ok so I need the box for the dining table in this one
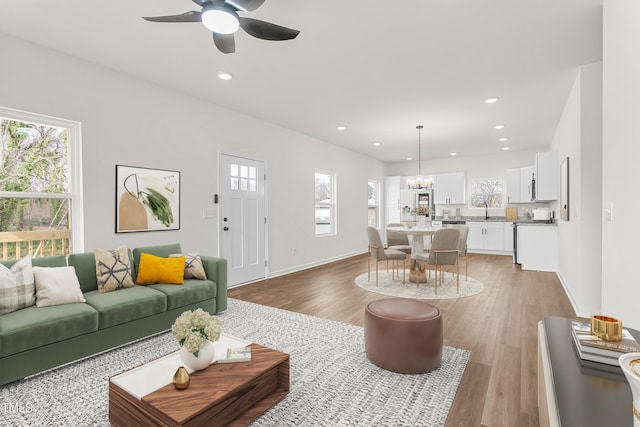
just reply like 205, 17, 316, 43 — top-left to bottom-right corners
386, 225, 443, 283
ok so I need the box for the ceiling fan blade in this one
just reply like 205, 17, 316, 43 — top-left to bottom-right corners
213, 32, 236, 54
239, 17, 300, 41
227, 0, 266, 12
143, 11, 202, 23
191, 0, 205, 6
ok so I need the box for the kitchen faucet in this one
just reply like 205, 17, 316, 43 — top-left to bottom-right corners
485, 202, 489, 220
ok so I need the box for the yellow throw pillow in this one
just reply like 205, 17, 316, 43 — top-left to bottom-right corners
136, 253, 185, 285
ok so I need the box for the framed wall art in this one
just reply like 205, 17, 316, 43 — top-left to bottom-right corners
560, 157, 569, 221
115, 165, 180, 233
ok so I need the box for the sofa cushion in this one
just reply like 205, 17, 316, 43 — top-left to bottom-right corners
169, 253, 207, 280
135, 253, 184, 285
94, 246, 135, 293
148, 279, 217, 310
83, 286, 167, 329
0, 303, 98, 357
0, 255, 35, 315
33, 266, 86, 308
132, 244, 182, 280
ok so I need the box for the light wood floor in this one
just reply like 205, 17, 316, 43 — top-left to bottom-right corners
229, 253, 575, 427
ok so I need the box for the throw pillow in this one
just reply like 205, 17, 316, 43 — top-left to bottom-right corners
136, 253, 185, 285
33, 266, 86, 308
169, 253, 206, 280
0, 255, 36, 315
94, 246, 135, 293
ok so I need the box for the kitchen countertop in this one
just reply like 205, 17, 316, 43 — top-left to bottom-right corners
436, 216, 556, 225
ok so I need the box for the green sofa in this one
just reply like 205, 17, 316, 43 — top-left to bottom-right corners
0, 243, 227, 385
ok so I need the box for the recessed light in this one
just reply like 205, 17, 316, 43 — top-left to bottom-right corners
406, 157, 413, 161
450, 152, 457, 156
217, 72, 233, 80
484, 97, 499, 104
372, 142, 381, 147
502, 146, 510, 151
499, 137, 509, 142
494, 124, 505, 130
336, 125, 347, 131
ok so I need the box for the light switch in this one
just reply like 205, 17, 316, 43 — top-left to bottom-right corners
604, 202, 613, 222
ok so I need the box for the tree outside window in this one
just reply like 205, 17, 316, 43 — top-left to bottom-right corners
0, 108, 82, 260
470, 178, 503, 208
315, 171, 335, 236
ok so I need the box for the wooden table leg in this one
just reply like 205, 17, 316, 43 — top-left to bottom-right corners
409, 259, 427, 283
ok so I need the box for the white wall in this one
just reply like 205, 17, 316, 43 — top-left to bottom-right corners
0, 33, 387, 278
602, 0, 640, 329
551, 63, 603, 317
387, 149, 549, 218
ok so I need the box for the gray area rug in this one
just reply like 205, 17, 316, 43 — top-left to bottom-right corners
0, 299, 470, 426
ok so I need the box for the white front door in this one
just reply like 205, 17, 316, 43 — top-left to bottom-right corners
219, 154, 266, 287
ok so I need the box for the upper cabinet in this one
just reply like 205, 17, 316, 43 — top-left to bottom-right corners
534, 152, 558, 201
506, 166, 534, 204
434, 172, 465, 205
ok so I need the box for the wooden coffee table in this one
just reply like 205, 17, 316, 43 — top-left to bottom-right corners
109, 342, 290, 426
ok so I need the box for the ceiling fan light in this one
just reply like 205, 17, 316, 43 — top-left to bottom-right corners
201, 5, 240, 34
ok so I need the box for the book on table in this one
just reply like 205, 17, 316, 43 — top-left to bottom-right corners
217, 346, 252, 363
570, 320, 640, 366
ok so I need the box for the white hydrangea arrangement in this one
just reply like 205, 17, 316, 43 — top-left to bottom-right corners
171, 308, 222, 356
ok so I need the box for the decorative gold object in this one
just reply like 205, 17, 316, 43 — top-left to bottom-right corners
590, 315, 623, 342
173, 366, 190, 390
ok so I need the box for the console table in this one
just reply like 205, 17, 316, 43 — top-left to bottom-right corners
538, 317, 636, 427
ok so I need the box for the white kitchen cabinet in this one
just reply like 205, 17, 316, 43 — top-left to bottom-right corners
467, 222, 505, 252
520, 166, 535, 203
506, 166, 534, 203
534, 152, 558, 201
434, 172, 465, 205
517, 224, 557, 271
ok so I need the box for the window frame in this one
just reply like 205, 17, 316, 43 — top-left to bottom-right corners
367, 179, 380, 228
469, 177, 504, 209
0, 106, 84, 253
314, 170, 336, 236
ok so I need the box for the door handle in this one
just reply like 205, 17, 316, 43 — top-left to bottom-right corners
223, 226, 229, 231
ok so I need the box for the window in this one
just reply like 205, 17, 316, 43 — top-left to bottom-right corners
0, 107, 83, 260
315, 171, 335, 236
230, 163, 257, 192
368, 180, 379, 227
469, 178, 503, 208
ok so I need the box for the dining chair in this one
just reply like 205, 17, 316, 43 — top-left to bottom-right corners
416, 228, 460, 295
386, 223, 411, 255
449, 224, 469, 280
367, 227, 406, 286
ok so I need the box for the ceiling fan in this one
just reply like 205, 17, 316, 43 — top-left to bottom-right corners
143, 0, 300, 54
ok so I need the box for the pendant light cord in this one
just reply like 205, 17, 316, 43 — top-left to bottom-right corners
417, 125, 423, 177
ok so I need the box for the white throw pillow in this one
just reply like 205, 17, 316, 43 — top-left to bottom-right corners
0, 255, 36, 315
33, 266, 86, 308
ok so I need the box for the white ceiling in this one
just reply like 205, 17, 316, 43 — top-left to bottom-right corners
0, 0, 603, 163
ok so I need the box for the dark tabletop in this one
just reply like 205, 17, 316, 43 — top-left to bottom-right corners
543, 317, 636, 427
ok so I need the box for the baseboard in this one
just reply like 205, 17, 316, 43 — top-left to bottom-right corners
555, 270, 580, 316
268, 249, 367, 279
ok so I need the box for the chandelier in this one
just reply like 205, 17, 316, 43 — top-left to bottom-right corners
406, 125, 433, 189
